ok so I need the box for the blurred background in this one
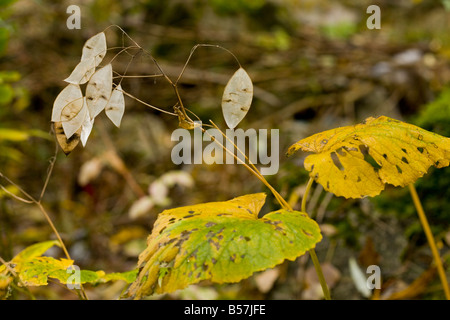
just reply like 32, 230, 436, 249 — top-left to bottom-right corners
1, 0, 450, 299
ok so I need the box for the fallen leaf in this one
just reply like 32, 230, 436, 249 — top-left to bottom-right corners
254, 267, 280, 293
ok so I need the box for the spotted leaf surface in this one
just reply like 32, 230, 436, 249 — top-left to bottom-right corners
86, 64, 113, 119
0, 240, 138, 289
222, 68, 253, 129
127, 193, 321, 299
105, 84, 125, 127
80, 32, 107, 67
54, 121, 81, 155
287, 116, 450, 199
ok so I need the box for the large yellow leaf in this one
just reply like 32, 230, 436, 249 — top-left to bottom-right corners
126, 193, 321, 299
287, 116, 450, 199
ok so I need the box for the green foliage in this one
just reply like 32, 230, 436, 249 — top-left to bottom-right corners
0, 240, 137, 298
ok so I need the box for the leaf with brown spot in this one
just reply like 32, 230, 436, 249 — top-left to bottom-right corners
126, 193, 321, 299
287, 116, 450, 198
80, 32, 107, 67
222, 68, 253, 129
54, 121, 81, 155
105, 84, 125, 127
86, 64, 113, 119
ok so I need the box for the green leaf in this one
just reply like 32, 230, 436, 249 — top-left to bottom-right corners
127, 193, 322, 299
102, 269, 138, 284
11, 240, 60, 263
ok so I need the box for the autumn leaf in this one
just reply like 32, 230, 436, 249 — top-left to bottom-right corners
126, 193, 321, 299
0, 241, 137, 291
54, 121, 81, 155
287, 116, 450, 199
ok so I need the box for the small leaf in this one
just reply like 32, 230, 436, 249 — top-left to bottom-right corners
54, 121, 81, 155
86, 64, 113, 119
62, 97, 88, 139
51, 84, 83, 122
222, 68, 253, 129
81, 32, 107, 67
287, 116, 450, 199
17, 257, 73, 286
105, 84, 125, 127
64, 57, 96, 85
127, 193, 321, 299
11, 240, 60, 264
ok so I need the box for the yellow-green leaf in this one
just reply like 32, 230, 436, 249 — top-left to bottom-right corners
287, 116, 450, 198
17, 256, 73, 286
126, 193, 321, 299
11, 240, 60, 264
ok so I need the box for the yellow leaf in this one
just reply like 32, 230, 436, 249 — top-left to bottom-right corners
287, 116, 450, 198
127, 193, 321, 298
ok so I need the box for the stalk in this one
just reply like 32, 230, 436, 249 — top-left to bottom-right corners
408, 184, 450, 300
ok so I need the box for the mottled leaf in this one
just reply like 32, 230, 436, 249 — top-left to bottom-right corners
86, 64, 113, 119
287, 116, 450, 198
16, 256, 73, 286
0, 241, 138, 290
54, 121, 81, 155
51, 84, 83, 122
127, 193, 321, 299
222, 68, 253, 129
105, 84, 125, 127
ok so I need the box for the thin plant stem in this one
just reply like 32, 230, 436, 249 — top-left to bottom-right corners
408, 183, 450, 300
205, 123, 331, 300
308, 248, 331, 300
302, 177, 314, 213
301, 176, 331, 300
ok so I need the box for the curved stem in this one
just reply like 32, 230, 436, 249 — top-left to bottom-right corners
408, 184, 450, 300
302, 177, 314, 213
205, 124, 330, 300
